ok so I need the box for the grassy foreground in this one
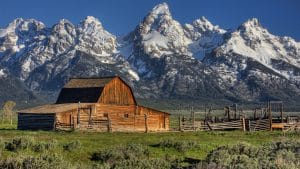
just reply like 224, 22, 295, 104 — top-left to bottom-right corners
0, 121, 299, 168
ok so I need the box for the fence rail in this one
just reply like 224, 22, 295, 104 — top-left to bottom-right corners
180, 119, 245, 131
249, 119, 270, 131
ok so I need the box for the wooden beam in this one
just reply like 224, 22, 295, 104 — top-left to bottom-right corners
280, 103, 283, 123
108, 116, 112, 132
144, 114, 148, 133
192, 111, 195, 130
179, 116, 182, 131
268, 101, 272, 131
242, 118, 246, 131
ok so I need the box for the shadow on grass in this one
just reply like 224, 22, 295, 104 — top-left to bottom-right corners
183, 157, 201, 164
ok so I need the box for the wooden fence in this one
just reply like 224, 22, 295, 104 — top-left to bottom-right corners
179, 117, 246, 131
248, 119, 270, 131
56, 118, 110, 131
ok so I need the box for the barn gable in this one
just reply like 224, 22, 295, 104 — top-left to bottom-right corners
56, 76, 136, 105
98, 77, 136, 105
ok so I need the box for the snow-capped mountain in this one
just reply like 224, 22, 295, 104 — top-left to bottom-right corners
0, 16, 140, 99
183, 16, 226, 59
203, 18, 300, 101
1, 3, 300, 104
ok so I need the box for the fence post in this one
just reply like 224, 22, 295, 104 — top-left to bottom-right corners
242, 118, 246, 131
192, 111, 195, 130
249, 120, 251, 132
179, 116, 182, 131
144, 114, 148, 133
280, 103, 283, 123
234, 103, 237, 120
108, 116, 112, 133
268, 101, 272, 131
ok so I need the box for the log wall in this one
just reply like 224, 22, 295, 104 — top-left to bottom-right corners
20, 104, 169, 132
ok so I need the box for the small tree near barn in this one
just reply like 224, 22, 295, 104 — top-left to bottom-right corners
2, 101, 16, 125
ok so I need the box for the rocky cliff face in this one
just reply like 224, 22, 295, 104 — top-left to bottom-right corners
0, 3, 300, 104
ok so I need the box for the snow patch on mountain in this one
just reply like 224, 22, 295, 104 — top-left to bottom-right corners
0, 69, 6, 77
137, 3, 192, 58
77, 16, 117, 56
218, 18, 300, 80
184, 16, 226, 59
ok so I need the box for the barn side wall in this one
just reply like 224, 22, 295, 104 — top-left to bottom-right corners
18, 113, 55, 130
23, 104, 170, 132
98, 78, 136, 105
95, 104, 169, 132
137, 106, 170, 131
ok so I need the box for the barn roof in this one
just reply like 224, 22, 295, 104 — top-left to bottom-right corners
56, 76, 116, 104
18, 103, 94, 114
63, 77, 115, 88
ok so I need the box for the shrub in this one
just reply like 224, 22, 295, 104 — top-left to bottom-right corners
90, 144, 174, 169
90, 144, 185, 169
91, 144, 149, 163
203, 141, 300, 169
4, 136, 34, 152
113, 158, 171, 169
32, 141, 56, 153
63, 140, 81, 152
158, 139, 198, 152
0, 153, 71, 169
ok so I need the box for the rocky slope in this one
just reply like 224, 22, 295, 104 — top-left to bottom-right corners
0, 3, 300, 105
203, 18, 300, 101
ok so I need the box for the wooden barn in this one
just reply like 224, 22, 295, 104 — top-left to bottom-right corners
18, 76, 170, 132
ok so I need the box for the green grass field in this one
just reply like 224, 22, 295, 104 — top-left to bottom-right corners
0, 121, 299, 168
0, 109, 299, 168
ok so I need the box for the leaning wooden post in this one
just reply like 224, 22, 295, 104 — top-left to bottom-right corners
280, 102, 283, 123
234, 104, 237, 120
192, 111, 195, 130
204, 105, 207, 120
249, 119, 251, 132
179, 116, 182, 131
268, 101, 272, 131
144, 114, 148, 133
242, 117, 246, 131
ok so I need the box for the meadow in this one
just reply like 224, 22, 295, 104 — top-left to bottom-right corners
0, 107, 299, 168
0, 120, 299, 168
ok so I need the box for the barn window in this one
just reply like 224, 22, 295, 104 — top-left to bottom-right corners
103, 113, 108, 118
124, 114, 129, 118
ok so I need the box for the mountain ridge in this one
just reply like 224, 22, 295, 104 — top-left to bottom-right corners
1, 3, 300, 106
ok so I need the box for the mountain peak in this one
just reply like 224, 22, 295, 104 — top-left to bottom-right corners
191, 16, 225, 33
139, 2, 177, 35
240, 18, 263, 29
81, 16, 102, 26
0, 18, 45, 37
53, 19, 75, 32
150, 2, 170, 16
57, 19, 73, 25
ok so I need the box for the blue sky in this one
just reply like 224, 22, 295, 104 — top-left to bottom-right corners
1, 0, 300, 40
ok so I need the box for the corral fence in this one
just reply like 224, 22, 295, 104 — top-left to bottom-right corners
177, 101, 300, 132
